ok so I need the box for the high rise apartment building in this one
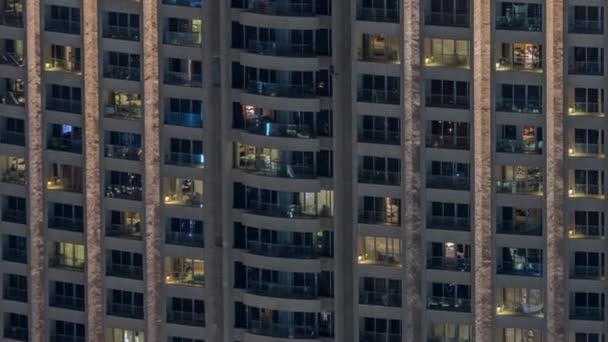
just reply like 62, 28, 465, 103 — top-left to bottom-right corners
0, 0, 605, 341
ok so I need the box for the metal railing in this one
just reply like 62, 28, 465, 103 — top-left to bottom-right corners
104, 104, 142, 120
162, 0, 202, 7
246, 240, 316, 258
359, 290, 401, 307
569, 61, 603, 75
358, 170, 400, 185
103, 65, 140, 81
246, 200, 324, 218
0, 131, 25, 146
247, 80, 316, 98
247, 40, 315, 57
356, 7, 399, 23
0, 12, 23, 28
570, 265, 603, 279
496, 97, 542, 113
164, 31, 202, 47
358, 129, 400, 145
497, 260, 543, 276
496, 220, 542, 236
247, 280, 316, 299
164, 190, 204, 207
427, 256, 471, 272
569, 20, 603, 34
571, 224, 604, 238
49, 255, 85, 271
46, 97, 82, 114
49, 294, 85, 311
107, 302, 144, 319
426, 175, 470, 191
358, 210, 400, 225
0, 168, 25, 185
572, 143, 600, 155
3, 286, 27, 302
165, 112, 203, 128
425, 94, 469, 109
359, 332, 402, 342
2, 209, 26, 224
106, 224, 142, 240
166, 311, 206, 326
0, 91, 25, 106
47, 137, 82, 153
496, 180, 543, 195
357, 88, 400, 105
44, 58, 81, 73
103, 25, 140, 41
105, 184, 143, 201
165, 230, 204, 247
496, 15, 542, 31
496, 139, 542, 154
427, 296, 471, 312
425, 12, 469, 27
424, 54, 470, 67
496, 56, 543, 72
45, 19, 80, 34
572, 102, 601, 115
427, 216, 470, 231
238, 159, 316, 179
106, 263, 143, 280
0, 51, 24, 67
426, 135, 469, 150
570, 306, 604, 321
164, 71, 202, 87
48, 216, 84, 232
248, 1, 315, 17
248, 319, 318, 338
105, 144, 142, 161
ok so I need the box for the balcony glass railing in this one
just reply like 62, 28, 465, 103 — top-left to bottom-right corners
497, 221, 542, 236
164, 71, 202, 87
426, 135, 469, 150
48, 216, 84, 232
105, 184, 143, 201
245, 119, 314, 138
3, 286, 27, 302
496, 180, 543, 195
103, 25, 140, 41
427, 296, 471, 312
571, 102, 602, 116
162, 0, 202, 7
44, 58, 81, 73
103, 65, 140, 81
2, 208, 26, 224
49, 255, 85, 271
248, 80, 316, 98
496, 16, 541, 31
49, 334, 85, 342
358, 252, 401, 266
165, 152, 205, 168
0, 12, 23, 28
425, 94, 469, 109
248, 320, 318, 339
248, 40, 315, 57
498, 261, 542, 276
358, 170, 400, 185
569, 20, 603, 34
105, 145, 142, 161
0, 51, 24, 67
247, 280, 317, 299
359, 332, 401, 342
165, 230, 204, 247
166, 311, 205, 326
164, 190, 204, 208
248, 0, 315, 17
165, 112, 203, 128
359, 291, 401, 307
358, 129, 400, 145
164, 31, 202, 47
427, 216, 470, 231
3, 248, 27, 263
107, 303, 144, 319
571, 184, 602, 197
0, 131, 25, 146
427, 256, 471, 272
496, 98, 542, 113
570, 265, 603, 279
246, 200, 327, 219
246, 240, 316, 259
569, 61, 603, 75
357, 7, 399, 23
426, 175, 470, 191
496, 139, 542, 154
0, 168, 25, 185
49, 294, 84, 311
357, 88, 400, 105
358, 210, 400, 225
47, 176, 83, 193
106, 224, 142, 240
3, 327, 27, 341
46, 98, 81, 114
425, 12, 469, 27
47, 137, 82, 153
570, 224, 604, 239
570, 306, 604, 321
238, 159, 316, 179
166, 273, 205, 287
424, 54, 469, 68
104, 103, 142, 120
0, 91, 25, 106
106, 263, 143, 280
46, 19, 80, 34
571, 143, 601, 156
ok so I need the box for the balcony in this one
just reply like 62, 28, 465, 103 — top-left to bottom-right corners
165, 230, 204, 248
50, 335, 85, 342
498, 261, 542, 277
3, 286, 27, 302
106, 224, 142, 240
44, 58, 81, 74
238, 159, 316, 179
164, 189, 204, 208
47, 176, 82, 193
246, 241, 317, 259
247, 200, 328, 219
496, 180, 543, 195
424, 54, 469, 68
357, 88, 400, 105
427, 256, 470, 272
162, 0, 202, 7
497, 301, 544, 317
426, 175, 470, 191
497, 221, 542, 236
0, 131, 25, 146
245, 119, 314, 139
358, 170, 400, 186
165, 153, 205, 168
569, 61, 603, 75
427, 216, 470, 231
103, 25, 140, 41
570, 307, 604, 321
247, 80, 316, 99
0, 51, 24, 67
496, 98, 542, 114
48, 216, 83, 232
569, 225, 604, 239
358, 129, 400, 145
0, 168, 25, 186
570, 184, 603, 198
3, 248, 26, 263
3, 327, 27, 341
356, 7, 399, 23
496, 57, 542, 73
0, 91, 25, 106
570, 265, 604, 280
164, 31, 201, 47
569, 143, 602, 157
45, 19, 80, 34
427, 296, 471, 312
247, 280, 317, 299
496, 139, 542, 154
105, 145, 142, 161
164, 71, 202, 88
107, 303, 144, 319
248, 40, 315, 58
359, 291, 401, 307
248, 0, 315, 17
425, 94, 469, 109
496, 16, 541, 31
167, 311, 205, 327
49, 255, 85, 271
569, 20, 603, 34
358, 210, 400, 226
360, 332, 401, 342
165, 112, 203, 128
0, 12, 23, 28
104, 103, 142, 120
48, 137, 82, 153
106, 263, 143, 280
49, 294, 84, 311
426, 135, 469, 150
105, 184, 143, 201
248, 320, 318, 339
425, 12, 468, 27
358, 252, 401, 267
46, 98, 81, 114
570, 102, 602, 116
2, 209, 26, 224
103, 65, 140, 81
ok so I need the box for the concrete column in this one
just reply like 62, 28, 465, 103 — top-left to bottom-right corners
545, 0, 567, 340
25, 0, 45, 341
472, 0, 493, 339
82, 0, 103, 340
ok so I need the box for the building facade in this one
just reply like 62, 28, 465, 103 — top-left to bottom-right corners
0, 0, 605, 341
